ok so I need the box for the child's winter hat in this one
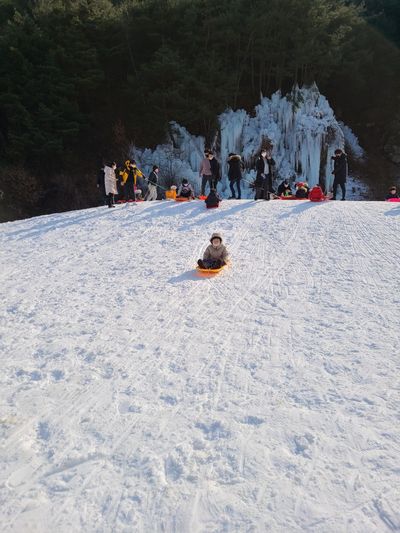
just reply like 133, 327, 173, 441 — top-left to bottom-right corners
210, 232, 222, 243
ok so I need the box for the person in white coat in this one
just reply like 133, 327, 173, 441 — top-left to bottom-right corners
104, 162, 118, 208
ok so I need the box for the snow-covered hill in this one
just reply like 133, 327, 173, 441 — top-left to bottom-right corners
1, 200, 399, 532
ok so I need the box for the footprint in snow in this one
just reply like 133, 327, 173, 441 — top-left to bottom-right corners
160, 395, 178, 406
242, 416, 264, 426
195, 421, 230, 441
51, 369, 65, 381
292, 433, 315, 458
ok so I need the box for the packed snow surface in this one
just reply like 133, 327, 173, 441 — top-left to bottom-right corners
1, 200, 399, 532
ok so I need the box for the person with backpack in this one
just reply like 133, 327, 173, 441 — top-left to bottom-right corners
103, 162, 118, 208
177, 178, 195, 199
145, 165, 159, 201
199, 150, 212, 196
331, 149, 347, 201
227, 153, 244, 199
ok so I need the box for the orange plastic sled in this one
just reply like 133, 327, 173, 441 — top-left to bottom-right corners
175, 196, 193, 202
196, 262, 229, 275
196, 266, 225, 274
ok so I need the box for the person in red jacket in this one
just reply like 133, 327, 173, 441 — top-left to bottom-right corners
309, 184, 325, 201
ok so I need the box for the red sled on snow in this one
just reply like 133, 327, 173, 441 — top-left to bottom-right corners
175, 196, 194, 202
386, 198, 400, 202
309, 186, 327, 202
277, 195, 307, 200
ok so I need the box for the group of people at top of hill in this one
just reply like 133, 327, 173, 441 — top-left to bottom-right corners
198, 147, 350, 201
98, 159, 160, 208
99, 148, 397, 207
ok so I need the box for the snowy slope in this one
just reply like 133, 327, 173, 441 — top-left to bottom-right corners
0, 200, 399, 533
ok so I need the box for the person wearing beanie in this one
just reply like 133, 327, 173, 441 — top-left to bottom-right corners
177, 178, 195, 199
197, 232, 229, 270
145, 165, 159, 201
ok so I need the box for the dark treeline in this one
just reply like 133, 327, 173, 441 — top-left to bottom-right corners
0, 0, 399, 220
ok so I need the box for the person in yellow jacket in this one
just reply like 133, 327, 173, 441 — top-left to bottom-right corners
120, 160, 144, 202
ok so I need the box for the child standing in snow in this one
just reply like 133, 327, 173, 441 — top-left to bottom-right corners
197, 233, 229, 269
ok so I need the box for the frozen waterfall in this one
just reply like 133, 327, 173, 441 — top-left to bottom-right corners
131, 85, 363, 196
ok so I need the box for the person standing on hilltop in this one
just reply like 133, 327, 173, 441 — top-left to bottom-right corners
103, 162, 118, 208
255, 149, 276, 200
331, 149, 347, 201
199, 150, 212, 196
208, 152, 221, 191
145, 165, 159, 201
227, 153, 244, 199
96, 163, 106, 205
120, 160, 145, 202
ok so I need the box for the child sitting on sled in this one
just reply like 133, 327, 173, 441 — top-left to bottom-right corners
295, 182, 309, 199
197, 232, 229, 269
205, 188, 221, 208
386, 186, 399, 200
177, 178, 195, 199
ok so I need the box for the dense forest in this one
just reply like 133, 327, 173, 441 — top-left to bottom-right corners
0, 0, 399, 220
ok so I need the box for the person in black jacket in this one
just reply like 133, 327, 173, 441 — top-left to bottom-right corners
255, 149, 276, 200
277, 179, 292, 197
96, 164, 107, 205
227, 153, 244, 199
208, 152, 220, 190
145, 165, 159, 201
385, 186, 399, 200
331, 149, 347, 200
205, 188, 221, 208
